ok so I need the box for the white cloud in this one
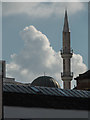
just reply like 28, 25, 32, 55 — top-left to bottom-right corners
6, 25, 87, 88
2, 2, 85, 18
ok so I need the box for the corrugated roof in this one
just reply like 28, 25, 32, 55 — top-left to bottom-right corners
3, 84, 89, 98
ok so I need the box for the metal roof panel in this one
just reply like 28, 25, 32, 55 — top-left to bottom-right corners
3, 84, 89, 98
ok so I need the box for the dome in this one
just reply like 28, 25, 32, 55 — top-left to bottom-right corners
31, 76, 60, 88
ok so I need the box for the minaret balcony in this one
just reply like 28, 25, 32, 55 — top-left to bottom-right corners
61, 72, 73, 81
60, 48, 73, 54
61, 72, 73, 77
60, 49, 73, 58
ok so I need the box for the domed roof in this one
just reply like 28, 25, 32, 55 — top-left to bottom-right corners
31, 76, 60, 88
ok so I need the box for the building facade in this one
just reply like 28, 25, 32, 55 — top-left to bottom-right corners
74, 70, 90, 90
0, 60, 89, 119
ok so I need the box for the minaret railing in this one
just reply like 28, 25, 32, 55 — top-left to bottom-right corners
60, 48, 73, 54
61, 72, 73, 77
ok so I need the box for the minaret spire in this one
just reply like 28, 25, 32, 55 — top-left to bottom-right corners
61, 10, 73, 89
63, 10, 69, 32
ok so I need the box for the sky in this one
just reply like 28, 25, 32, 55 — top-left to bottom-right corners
1, 2, 89, 88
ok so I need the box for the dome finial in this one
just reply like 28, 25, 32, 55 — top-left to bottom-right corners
44, 72, 46, 76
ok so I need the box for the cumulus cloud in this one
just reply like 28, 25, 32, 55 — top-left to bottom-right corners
2, 2, 85, 18
6, 25, 87, 88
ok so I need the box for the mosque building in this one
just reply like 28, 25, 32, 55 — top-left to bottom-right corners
27, 10, 73, 90
0, 10, 89, 119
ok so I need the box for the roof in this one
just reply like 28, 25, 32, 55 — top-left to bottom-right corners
75, 70, 90, 80
31, 76, 60, 88
3, 84, 88, 98
3, 84, 89, 110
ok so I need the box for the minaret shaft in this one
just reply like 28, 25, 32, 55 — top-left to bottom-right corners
63, 32, 70, 53
61, 10, 73, 89
63, 59, 71, 73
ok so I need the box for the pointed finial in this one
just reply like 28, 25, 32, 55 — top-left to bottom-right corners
65, 6, 68, 19
65, 6, 67, 12
65, 9, 67, 17
63, 9, 69, 32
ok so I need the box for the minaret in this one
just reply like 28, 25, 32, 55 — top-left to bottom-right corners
61, 10, 73, 89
